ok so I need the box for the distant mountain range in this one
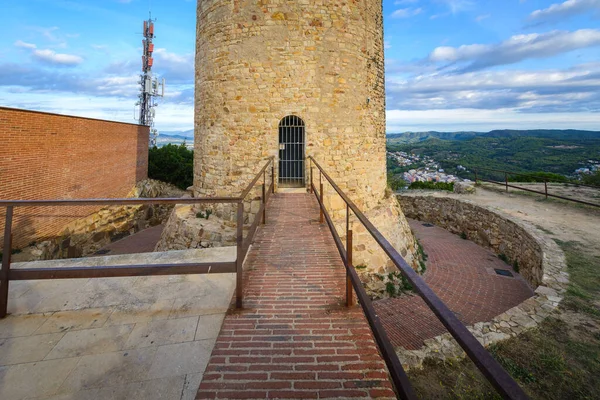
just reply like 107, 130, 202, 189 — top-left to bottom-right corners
155, 131, 194, 148
387, 129, 600, 144
160, 130, 194, 138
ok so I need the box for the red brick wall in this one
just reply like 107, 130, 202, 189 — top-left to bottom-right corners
0, 107, 149, 250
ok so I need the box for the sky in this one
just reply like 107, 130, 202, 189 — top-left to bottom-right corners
1, 0, 599, 133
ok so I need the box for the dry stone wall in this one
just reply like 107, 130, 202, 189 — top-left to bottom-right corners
395, 193, 569, 369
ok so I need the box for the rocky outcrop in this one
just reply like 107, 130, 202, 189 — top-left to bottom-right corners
155, 205, 237, 251
13, 180, 184, 262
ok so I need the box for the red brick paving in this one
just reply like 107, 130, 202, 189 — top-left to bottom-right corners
374, 219, 534, 350
196, 193, 396, 400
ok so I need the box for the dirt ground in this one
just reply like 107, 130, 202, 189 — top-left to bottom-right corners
421, 183, 600, 257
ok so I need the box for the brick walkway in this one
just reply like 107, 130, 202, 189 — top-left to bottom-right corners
374, 219, 534, 350
196, 193, 396, 399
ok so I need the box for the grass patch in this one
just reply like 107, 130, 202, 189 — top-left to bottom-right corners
196, 209, 213, 219
409, 181, 455, 191
407, 240, 600, 399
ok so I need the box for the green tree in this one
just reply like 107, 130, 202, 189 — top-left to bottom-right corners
582, 171, 600, 186
148, 143, 193, 190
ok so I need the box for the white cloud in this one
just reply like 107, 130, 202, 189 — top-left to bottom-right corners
529, 0, 600, 24
14, 40, 36, 49
386, 62, 600, 116
386, 108, 600, 132
391, 8, 423, 18
436, 0, 474, 14
14, 40, 84, 66
32, 49, 83, 66
428, 29, 600, 71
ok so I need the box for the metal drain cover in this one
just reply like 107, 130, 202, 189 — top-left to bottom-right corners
494, 269, 514, 277
422, 223, 434, 227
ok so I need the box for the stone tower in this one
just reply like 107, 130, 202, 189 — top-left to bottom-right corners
189, 0, 419, 276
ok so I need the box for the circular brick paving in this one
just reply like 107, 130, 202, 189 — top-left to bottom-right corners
373, 219, 534, 350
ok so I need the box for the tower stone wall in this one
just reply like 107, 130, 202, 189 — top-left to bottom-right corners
195, 0, 387, 209
175, 0, 421, 280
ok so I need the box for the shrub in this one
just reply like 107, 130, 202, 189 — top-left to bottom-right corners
582, 171, 600, 186
148, 143, 193, 190
409, 181, 454, 191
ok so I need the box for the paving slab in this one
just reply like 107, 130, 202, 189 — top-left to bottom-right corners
0, 248, 237, 400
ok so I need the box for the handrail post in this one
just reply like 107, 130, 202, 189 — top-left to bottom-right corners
235, 201, 244, 308
505, 172, 508, 192
271, 158, 275, 194
544, 180, 548, 199
1, 206, 14, 318
319, 184, 324, 225
310, 159, 313, 194
262, 181, 266, 225
346, 204, 354, 307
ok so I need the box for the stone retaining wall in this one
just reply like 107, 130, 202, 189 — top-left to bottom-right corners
12, 180, 183, 261
395, 193, 569, 369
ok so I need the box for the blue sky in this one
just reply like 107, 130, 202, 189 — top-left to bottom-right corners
1, 0, 599, 132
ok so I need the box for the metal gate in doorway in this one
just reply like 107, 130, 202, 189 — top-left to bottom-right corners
278, 116, 305, 187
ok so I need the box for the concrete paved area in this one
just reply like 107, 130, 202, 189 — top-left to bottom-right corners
374, 219, 534, 350
196, 194, 396, 399
0, 248, 236, 400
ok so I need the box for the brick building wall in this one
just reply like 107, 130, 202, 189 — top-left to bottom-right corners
0, 107, 149, 250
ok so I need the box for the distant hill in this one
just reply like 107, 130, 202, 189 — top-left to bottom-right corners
387, 129, 600, 178
387, 129, 600, 144
159, 129, 194, 139
155, 132, 194, 149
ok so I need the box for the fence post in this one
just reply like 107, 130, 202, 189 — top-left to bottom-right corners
346, 204, 354, 307
235, 202, 244, 309
544, 180, 548, 199
0, 206, 14, 318
474, 170, 478, 184
505, 172, 508, 192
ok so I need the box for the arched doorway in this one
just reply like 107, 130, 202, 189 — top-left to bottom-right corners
278, 115, 305, 187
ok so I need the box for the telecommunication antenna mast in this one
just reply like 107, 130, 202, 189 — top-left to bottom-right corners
137, 16, 165, 146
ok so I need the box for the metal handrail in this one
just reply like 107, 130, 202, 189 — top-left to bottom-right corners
0, 157, 275, 317
472, 166, 600, 189
471, 166, 600, 208
308, 156, 528, 400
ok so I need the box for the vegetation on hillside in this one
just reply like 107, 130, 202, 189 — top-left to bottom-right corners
408, 181, 454, 191
582, 171, 600, 186
148, 143, 193, 190
388, 135, 600, 181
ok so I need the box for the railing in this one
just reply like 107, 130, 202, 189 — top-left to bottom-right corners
0, 157, 275, 317
308, 157, 528, 400
472, 166, 600, 208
